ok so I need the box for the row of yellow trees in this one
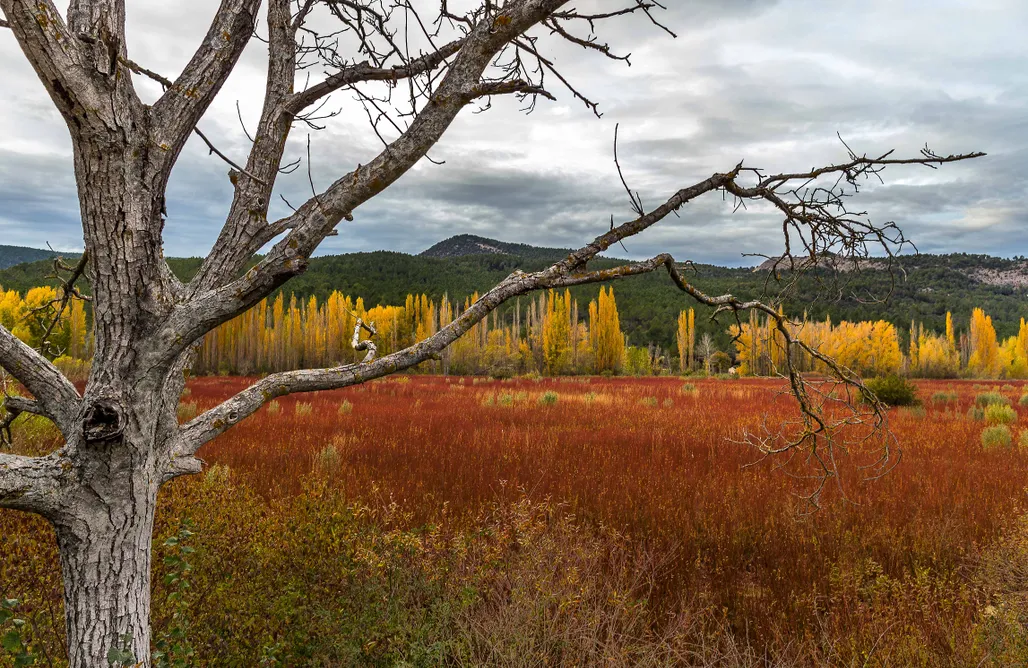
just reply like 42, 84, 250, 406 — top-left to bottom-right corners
0, 286, 90, 360
712, 307, 1028, 378
191, 286, 636, 376
6, 279, 1027, 380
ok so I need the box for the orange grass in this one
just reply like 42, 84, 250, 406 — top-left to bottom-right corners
4, 376, 1028, 664
191, 377, 1028, 642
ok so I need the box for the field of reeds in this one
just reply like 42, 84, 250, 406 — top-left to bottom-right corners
4, 376, 1028, 666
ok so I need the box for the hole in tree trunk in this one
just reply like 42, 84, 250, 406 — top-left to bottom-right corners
82, 401, 124, 442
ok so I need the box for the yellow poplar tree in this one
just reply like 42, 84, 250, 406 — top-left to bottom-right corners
542, 289, 572, 375
676, 308, 695, 373
968, 307, 1000, 377
591, 286, 624, 374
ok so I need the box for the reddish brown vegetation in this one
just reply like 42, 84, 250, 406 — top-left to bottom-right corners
5, 376, 1028, 664
193, 377, 1028, 645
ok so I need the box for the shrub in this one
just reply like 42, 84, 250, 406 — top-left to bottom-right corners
982, 425, 1013, 451
295, 402, 313, 417
680, 382, 698, 396
968, 406, 985, 421
538, 391, 558, 406
639, 397, 658, 408
1019, 393, 1028, 407
985, 403, 1017, 425
267, 400, 280, 415
976, 392, 1011, 408
338, 400, 353, 415
863, 375, 919, 407
931, 391, 959, 404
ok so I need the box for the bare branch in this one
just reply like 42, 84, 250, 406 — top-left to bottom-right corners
0, 325, 80, 431
30, 251, 90, 359
150, 0, 261, 162
285, 37, 466, 115
0, 451, 68, 515
187, 0, 309, 294
0, 0, 120, 120
351, 317, 377, 363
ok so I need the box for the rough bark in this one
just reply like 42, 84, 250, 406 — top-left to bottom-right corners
53, 464, 158, 668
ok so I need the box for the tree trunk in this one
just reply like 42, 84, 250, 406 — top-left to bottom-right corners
51, 427, 162, 668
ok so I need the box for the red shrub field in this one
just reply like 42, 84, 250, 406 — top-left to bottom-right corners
4, 376, 1028, 665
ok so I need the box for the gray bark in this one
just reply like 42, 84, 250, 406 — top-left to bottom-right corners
0, 0, 983, 665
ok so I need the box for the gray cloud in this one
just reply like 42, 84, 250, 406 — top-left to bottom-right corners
1, 1, 1024, 268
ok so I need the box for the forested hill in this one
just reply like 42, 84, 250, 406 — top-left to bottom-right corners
420, 234, 571, 262
0, 244, 57, 270
2, 236, 1028, 350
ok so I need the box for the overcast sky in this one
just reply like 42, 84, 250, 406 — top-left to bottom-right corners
0, 1, 1023, 266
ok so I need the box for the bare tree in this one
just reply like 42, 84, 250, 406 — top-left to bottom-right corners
0, 1, 983, 665
697, 332, 717, 374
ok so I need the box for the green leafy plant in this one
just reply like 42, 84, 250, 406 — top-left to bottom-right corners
0, 598, 37, 667
538, 391, 558, 406
153, 519, 197, 668
107, 633, 136, 667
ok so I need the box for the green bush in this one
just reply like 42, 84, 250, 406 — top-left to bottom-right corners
976, 392, 1011, 408
982, 425, 1013, 451
985, 403, 1018, 425
968, 406, 985, 421
538, 391, 559, 406
1019, 394, 1028, 407
863, 375, 919, 407
931, 391, 959, 404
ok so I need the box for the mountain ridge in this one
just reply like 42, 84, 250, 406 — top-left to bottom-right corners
420, 234, 575, 262
0, 244, 59, 270
3, 236, 1028, 349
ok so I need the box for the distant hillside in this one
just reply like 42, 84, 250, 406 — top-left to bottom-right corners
421, 234, 570, 262
3, 238, 1028, 352
0, 244, 58, 270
